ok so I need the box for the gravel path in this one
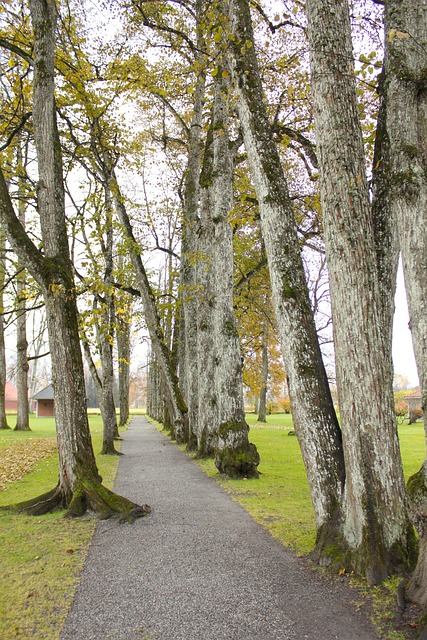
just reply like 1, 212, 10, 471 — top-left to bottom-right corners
61, 416, 378, 640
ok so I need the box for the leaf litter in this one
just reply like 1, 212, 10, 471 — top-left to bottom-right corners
0, 438, 57, 490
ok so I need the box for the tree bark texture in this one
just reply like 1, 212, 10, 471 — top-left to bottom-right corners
305, 0, 415, 583
380, 0, 427, 605
227, 0, 345, 534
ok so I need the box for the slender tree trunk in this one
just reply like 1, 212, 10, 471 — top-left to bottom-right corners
0, 230, 9, 430
15, 142, 30, 431
179, 14, 206, 449
379, 0, 427, 605
117, 308, 130, 427
227, 0, 345, 542
98, 193, 119, 454
0, 0, 149, 519
257, 321, 268, 423
305, 0, 415, 583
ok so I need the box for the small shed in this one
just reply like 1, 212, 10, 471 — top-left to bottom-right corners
32, 384, 55, 417
5, 382, 18, 412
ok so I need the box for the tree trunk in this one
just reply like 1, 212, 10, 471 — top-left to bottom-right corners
178, 13, 206, 450
379, 0, 427, 605
305, 0, 415, 583
227, 0, 345, 541
98, 193, 119, 454
15, 143, 30, 432
257, 321, 268, 423
0, 230, 9, 430
0, 0, 149, 520
197, 71, 259, 477
117, 307, 130, 427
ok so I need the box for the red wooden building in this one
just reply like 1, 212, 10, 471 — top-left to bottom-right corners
32, 384, 55, 417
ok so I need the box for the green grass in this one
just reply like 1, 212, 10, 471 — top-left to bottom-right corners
0, 414, 122, 640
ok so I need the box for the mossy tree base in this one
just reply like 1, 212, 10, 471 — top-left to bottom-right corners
215, 421, 260, 479
312, 514, 417, 586
1, 480, 151, 522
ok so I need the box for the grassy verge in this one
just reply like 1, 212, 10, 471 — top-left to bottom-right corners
0, 415, 123, 640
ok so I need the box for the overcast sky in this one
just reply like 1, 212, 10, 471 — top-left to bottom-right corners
393, 261, 419, 388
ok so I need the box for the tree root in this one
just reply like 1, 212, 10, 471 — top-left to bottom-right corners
1, 479, 151, 522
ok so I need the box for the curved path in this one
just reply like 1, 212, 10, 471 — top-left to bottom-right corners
61, 416, 378, 640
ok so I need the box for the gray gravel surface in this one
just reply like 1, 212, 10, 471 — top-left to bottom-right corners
61, 416, 378, 640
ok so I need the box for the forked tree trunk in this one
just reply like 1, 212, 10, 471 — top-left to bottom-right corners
0, 0, 149, 520
305, 0, 415, 583
227, 0, 345, 541
379, 0, 427, 605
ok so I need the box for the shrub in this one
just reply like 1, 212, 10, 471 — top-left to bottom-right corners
395, 400, 408, 418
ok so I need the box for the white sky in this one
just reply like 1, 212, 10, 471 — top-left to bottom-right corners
393, 261, 419, 387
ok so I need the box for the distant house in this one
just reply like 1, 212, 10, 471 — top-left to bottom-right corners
5, 382, 18, 412
404, 390, 422, 413
32, 384, 55, 417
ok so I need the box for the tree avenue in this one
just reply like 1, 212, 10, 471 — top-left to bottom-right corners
1, 0, 427, 605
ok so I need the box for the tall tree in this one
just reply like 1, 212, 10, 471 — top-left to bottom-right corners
0, 0, 149, 519
226, 0, 345, 553
305, 0, 415, 582
377, 0, 427, 606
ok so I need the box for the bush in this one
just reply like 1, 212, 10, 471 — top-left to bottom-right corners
395, 400, 408, 418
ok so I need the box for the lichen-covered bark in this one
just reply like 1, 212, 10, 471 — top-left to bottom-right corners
306, 0, 414, 583
227, 0, 344, 533
380, 0, 427, 603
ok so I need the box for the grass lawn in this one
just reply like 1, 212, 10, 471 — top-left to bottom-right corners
0, 414, 122, 640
